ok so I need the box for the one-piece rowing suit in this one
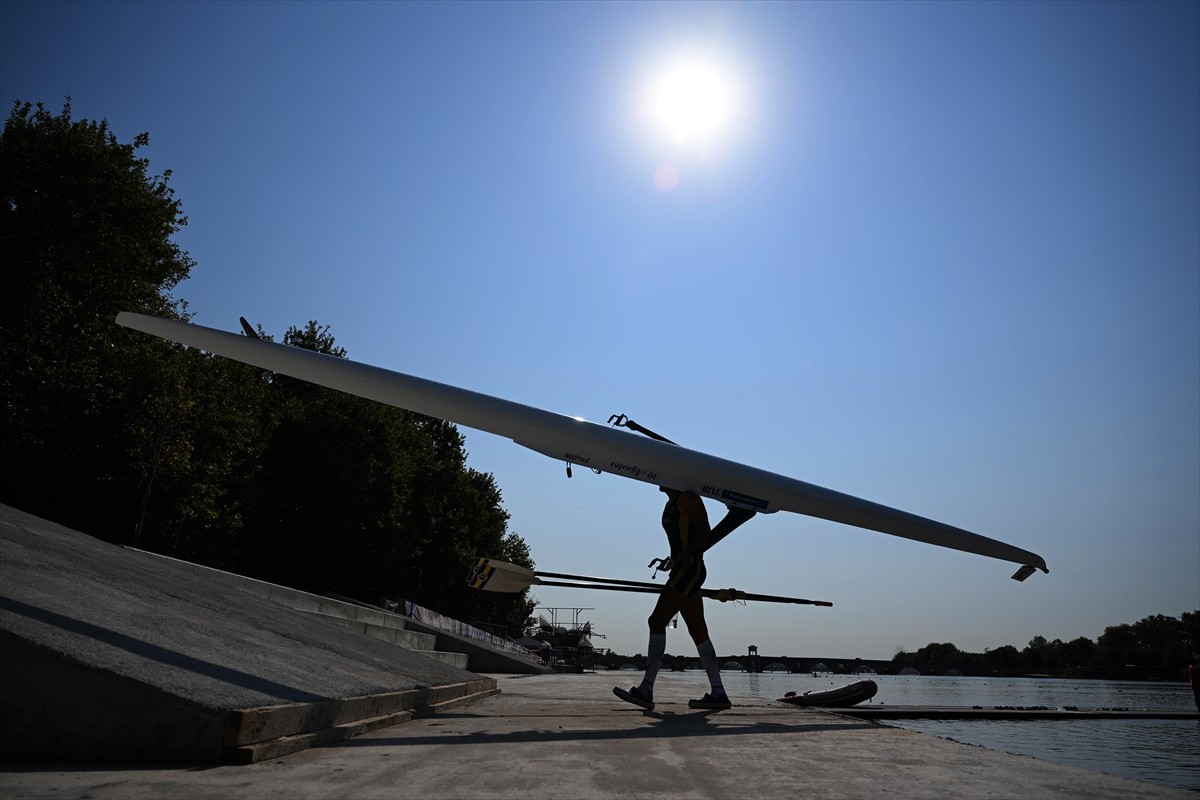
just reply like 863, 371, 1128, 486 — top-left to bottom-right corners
662, 494, 706, 597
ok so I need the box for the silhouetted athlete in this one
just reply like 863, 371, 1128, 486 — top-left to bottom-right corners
614, 487, 735, 710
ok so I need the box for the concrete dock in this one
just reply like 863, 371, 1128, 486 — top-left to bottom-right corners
1, 505, 1194, 799
830, 704, 1198, 721
3, 672, 1195, 799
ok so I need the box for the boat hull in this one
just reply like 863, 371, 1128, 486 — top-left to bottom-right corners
777, 679, 879, 707
115, 313, 1048, 575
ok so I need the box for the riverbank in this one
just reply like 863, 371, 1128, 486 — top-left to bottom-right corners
2, 505, 1194, 798
4, 672, 1194, 800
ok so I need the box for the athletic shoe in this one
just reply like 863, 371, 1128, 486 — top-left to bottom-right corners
688, 691, 732, 710
613, 685, 654, 710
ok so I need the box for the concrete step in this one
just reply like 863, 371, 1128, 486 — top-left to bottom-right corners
124, 547, 481, 666
300, 611, 438, 651
413, 650, 471, 669
1, 505, 496, 763
223, 683, 497, 763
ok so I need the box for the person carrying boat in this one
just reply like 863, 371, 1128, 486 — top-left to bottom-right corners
614, 487, 734, 711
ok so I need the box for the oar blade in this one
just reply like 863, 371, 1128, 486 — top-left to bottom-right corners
466, 557, 537, 593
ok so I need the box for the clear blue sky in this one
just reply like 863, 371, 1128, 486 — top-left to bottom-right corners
4, 1, 1197, 660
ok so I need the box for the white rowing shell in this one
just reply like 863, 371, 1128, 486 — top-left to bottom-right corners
116, 312, 1048, 579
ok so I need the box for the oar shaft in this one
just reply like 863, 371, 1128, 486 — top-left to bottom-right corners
536, 579, 831, 607
711, 589, 833, 607
537, 570, 664, 590
536, 579, 660, 595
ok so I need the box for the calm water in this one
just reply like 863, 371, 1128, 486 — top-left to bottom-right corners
656, 670, 1200, 791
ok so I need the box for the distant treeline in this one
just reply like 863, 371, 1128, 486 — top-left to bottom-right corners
893, 611, 1199, 680
0, 100, 534, 634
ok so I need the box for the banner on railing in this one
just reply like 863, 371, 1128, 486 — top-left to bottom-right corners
399, 600, 539, 659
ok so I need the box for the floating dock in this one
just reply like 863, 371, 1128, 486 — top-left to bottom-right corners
827, 705, 1199, 721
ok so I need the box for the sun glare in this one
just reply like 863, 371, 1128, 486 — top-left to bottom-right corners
646, 55, 740, 148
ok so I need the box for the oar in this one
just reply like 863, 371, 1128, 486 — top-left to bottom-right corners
467, 557, 833, 607
467, 558, 655, 592
538, 569, 670, 591
530, 567, 827, 606
535, 578, 834, 606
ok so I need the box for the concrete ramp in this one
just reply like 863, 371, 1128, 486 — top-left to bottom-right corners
0, 505, 497, 763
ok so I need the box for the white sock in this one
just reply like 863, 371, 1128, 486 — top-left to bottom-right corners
639, 633, 667, 695
696, 639, 725, 694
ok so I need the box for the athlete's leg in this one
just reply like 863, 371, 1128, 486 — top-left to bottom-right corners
649, 586, 685, 632
678, 592, 709, 645
680, 596, 729, 704
681, 596, 723, 691
633, 589, 685, 701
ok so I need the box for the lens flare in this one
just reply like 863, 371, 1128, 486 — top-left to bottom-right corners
653, 162, 681, 192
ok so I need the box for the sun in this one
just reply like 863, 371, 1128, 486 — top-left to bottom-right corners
646, 55, 740, 148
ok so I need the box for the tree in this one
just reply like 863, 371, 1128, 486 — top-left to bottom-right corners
1060, 637, 1096, 673
1130, 614, 1190, 667
983, 644, 1023, 674
0, 98, 539, 632
225, 320, 536, 628
1180, 610, 1200, 656
496, 531, 537, 635
133, 339, 271, 564
0, 99, 194, 539
1023, 635, 1050, 671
